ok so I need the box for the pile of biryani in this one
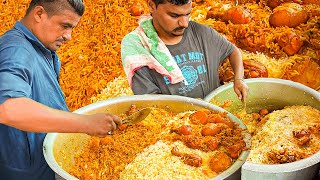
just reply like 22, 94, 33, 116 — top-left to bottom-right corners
191, 0, 320, 90
235, 105, 320, 164
68, 105, 248, 180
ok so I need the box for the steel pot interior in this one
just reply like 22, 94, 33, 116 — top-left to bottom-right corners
204, 78, 320, 113
43, 95, 251, 180
204, 78, 320, 180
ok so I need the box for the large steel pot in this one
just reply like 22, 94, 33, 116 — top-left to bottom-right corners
43, 95, 251, 180
204, 78, 320, 180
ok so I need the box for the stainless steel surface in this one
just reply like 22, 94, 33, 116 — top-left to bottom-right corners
205, 78, 320, 113
241, 161, 320, 180
121, 107, 152, 125
44, 95, 251, 180
55, 174, 64, 180
204, 78, 320, 180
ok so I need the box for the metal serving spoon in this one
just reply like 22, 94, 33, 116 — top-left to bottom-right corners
121, 107, 152, 125
107, 108, 152, 135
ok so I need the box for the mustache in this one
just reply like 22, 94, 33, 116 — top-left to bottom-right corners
57, 38, 67, 43
173, 27, 186, 31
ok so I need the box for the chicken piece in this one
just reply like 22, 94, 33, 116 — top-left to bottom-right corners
232, 26, 267, 53
243, 59, 268, 78
269, 3, 309, 28
222, 6, 252, 24
171, 146, 202, 167
266, 148, 305, 163
209, 152, 232, 172
266, 0, 302, 9
238, 34, 267, 53
309, 124, 320, 134
207, 138, 220, 151
206, 5, 227, 20
189, 110, 208, 125
237, 0, 260, 4
283, 58, 320, 90
259, 108, 269, 116
201, 123, 221, 136
227, 141, 246, 158
267, 0, 284, 9
303, 0, 320, 5
293, 129, 311, 138
276, 31, 303, 56
251, 113, 261, 120
130, 2, 144, 16
293, 129, 312, 146
310, 38, 320, 50
219, 59, 268, 83
172, 125, 193, 135
183, 135, 203, 150
207, 114, 234, 129
297, 136, 311, 146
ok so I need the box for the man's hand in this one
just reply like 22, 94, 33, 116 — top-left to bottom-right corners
233, 79, 249, 102
85, 113, 122, 137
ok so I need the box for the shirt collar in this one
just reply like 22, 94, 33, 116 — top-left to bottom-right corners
14, 21, 56, 57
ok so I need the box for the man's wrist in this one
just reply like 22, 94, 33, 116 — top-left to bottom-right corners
234, 78, 244, 82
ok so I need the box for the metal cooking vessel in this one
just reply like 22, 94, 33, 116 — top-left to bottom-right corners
204, 78, 320, 180
43, 95, 251, 180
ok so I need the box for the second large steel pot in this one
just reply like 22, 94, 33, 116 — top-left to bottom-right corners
204, 78, 320, 180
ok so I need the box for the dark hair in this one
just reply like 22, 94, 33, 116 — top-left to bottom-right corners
152, 0, 191, 7
26, 0, 85, 16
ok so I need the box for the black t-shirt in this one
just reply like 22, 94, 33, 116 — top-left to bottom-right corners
131, 21, 234, 99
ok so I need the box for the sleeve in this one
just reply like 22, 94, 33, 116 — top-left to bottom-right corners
131, 67, 161, 95
209, 27, 235, 63
0, 46, 33, 104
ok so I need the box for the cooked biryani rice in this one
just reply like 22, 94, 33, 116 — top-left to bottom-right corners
242, 106, 320, 164
120, 141, 212, 180
69, 107, 246, 179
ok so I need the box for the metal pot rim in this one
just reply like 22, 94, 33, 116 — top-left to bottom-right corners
242, 152, 320, 173
43, 94, 251, 180
204, 78, 320, 174
204, 78, 320, 102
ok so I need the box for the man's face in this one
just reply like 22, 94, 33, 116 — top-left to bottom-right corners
149, 1, 192, 38
36, 8, 81, 51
